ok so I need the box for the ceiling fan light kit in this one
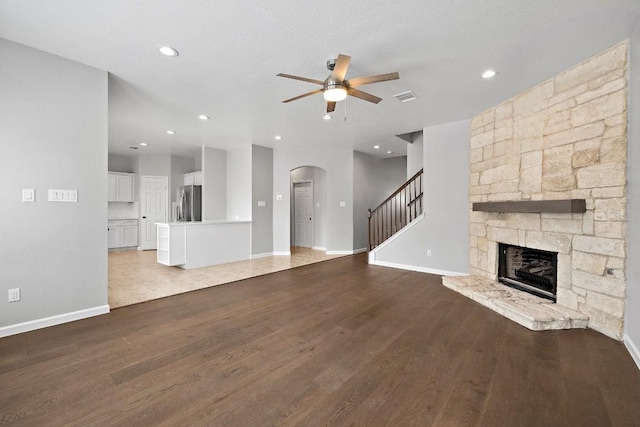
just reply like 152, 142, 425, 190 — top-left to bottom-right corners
323, 83, 348, 102
278, 53, 399, 114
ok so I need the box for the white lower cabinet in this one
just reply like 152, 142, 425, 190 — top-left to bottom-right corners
157, 223, 185, 266
108, 220, 139, 249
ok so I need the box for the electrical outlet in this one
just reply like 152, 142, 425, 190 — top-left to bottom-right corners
427, 249, 432, 257
8, 288, 20, 302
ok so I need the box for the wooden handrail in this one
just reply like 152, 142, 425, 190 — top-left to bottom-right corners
369, 168, 423, 216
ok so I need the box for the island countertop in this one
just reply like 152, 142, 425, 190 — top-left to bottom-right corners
156, 220, 252, 226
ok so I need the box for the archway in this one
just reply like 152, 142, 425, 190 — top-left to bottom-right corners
290, 166, 328, 251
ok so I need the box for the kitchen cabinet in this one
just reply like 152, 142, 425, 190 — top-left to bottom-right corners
108, 172, 135, 202
108, 219, 138, 249
183, 171, 202, 186
156, 223, 186, 266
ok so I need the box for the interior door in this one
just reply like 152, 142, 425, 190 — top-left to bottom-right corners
140, 176, 168, 250
293, 181, 313, 248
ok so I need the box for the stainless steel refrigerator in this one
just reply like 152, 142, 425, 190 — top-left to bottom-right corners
176, 185, 202, 221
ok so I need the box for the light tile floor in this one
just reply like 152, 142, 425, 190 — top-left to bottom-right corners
108, 247, 345, 308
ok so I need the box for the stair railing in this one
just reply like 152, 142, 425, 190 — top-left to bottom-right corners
368, 168, 423, 251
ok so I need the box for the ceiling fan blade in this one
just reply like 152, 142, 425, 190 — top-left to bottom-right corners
346, 72, 400, 87
326, 102, 336, 113
347, 87, 382, 104
331, 54, 351, 82
277, 73, 325, 86
282, 88, 324, 103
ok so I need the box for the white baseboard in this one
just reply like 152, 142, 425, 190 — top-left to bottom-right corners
353, 247, 368, 254
251, 252, 273, 259
273, 251, 291, 256
312, 246, 326, 251
326, 250, 355, 255
0, 305, 110, 338
624, 334, 640, 371
369, 259, 468, 277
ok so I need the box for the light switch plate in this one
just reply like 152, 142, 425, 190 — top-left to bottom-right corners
276, 194, 283, 201
22, 189, 35, 202
257, 201, 266, 207
339, 201, 346, 207
49, 189, 78, 202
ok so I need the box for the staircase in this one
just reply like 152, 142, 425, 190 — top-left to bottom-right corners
368, 169, 423, 250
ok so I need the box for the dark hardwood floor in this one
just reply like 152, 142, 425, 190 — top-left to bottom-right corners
1, 254, 640, 426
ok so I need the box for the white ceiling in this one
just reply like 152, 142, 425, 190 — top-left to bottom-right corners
1, 0, 639, 159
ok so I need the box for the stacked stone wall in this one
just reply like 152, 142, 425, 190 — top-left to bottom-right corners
469, 42, 627, 338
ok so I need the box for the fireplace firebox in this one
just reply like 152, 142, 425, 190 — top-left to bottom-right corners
498, 243, 557, 301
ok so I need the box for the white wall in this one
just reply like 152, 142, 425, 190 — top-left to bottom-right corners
626, 24, 640, 368
407, 131, 424, 179
226, 145, 252, 221
0, 39, 108, 334
202, 146, 226, 221
371, 120, 470, 275
251, 145, 273, 256
273, 146, 353, 254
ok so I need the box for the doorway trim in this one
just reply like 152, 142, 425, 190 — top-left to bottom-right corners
292, 179, 313, 248
139, 175, 168, 250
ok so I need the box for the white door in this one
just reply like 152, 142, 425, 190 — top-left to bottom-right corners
293, 182, 313, 248
140, 176, 168, 250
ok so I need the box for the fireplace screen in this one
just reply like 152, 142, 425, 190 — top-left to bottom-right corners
498, 243, 557, 301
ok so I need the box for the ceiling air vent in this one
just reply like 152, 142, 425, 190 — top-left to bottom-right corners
128, 146, 139, 150
394, 91, 418, 102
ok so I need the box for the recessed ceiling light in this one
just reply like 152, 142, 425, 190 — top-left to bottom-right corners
198, 115, 210, 120
322, 114, 332, 120
482, 69, 497, 79
373, 145, 380, 149
387, 150, 393, 154
139, 142, 147, 146
166, 130, 176, 135
274, 135, 282, 140
158, 46, 179, 57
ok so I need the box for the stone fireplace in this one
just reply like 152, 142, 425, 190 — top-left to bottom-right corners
450, 42, 628, 339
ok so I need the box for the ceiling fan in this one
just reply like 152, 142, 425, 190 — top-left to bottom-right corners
277, 54, 399, 113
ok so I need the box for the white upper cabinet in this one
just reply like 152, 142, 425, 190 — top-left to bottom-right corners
108, 172, 135, 202
183, 171, 202, 186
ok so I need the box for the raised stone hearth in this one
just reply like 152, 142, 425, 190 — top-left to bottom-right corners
443, 275, 588, 331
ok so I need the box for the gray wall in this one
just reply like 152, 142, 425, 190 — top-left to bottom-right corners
353, 152, 407, 251
0, 39, 108, 330
251, 145, 274, 256
626, 24, 640, 365
202, 146, 226, 221
373, 120, 470, 275
108, 154, 135, 173
227, 145, 252, 221
273, 146, 353, 254
407, 131, 424, 179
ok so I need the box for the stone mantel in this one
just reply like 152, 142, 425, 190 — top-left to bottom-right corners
472, 199, 586, 214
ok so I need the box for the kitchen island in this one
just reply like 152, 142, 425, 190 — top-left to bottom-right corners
156, 220, 251, 269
